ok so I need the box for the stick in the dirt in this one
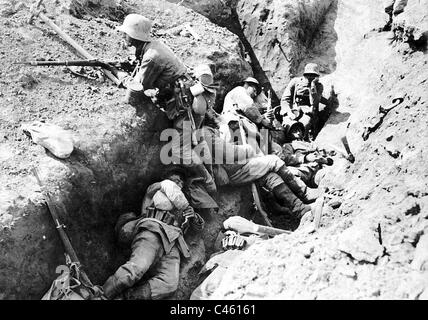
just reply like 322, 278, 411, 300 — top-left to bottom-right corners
237, 119, 273, 227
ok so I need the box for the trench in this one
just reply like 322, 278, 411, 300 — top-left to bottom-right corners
1, 0, 338, 300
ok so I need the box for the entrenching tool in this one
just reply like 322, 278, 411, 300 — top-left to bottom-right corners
223, 216, 292, 237
27, 0, 121, 86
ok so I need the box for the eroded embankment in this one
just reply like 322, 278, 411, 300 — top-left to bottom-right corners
205, 0, 428, 299
0, 0, 252, 299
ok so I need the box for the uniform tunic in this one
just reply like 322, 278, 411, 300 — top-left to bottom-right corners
103, 180, 192, 300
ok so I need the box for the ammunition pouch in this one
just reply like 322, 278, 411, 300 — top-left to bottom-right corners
157, 74, 195, 120
146, 206, 178, 227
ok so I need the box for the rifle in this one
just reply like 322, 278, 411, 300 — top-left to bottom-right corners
176, 79, 198, 147
223, 216, 291, 237
15, 59, 136, 74
32, 167, 95, 293
237, 118, 273, 227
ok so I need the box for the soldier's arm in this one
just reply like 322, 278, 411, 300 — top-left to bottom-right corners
134, 57, 160, 90
281, 143, 305, 166
242, 105, 265, 124
141, 182, 161, 216
203, 126, 256, 162
280, 79, 295, 116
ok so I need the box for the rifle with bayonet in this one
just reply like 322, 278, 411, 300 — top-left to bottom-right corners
15, 59, 136, 75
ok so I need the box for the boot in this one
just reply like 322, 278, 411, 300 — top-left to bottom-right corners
276, 165, 320, 203
192, 164, 217, 195
272, 183, 311, 219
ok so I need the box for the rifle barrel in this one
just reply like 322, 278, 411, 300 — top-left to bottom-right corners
32, 168, 94, 287
16, 60, 118, 72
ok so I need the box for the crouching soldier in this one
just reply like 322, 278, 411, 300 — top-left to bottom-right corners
102, 166, 204, 300
116, 14, 216, 195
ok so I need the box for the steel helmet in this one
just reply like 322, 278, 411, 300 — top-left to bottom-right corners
243, 77, 261, 94
303, 63, 320, 76
283, 117, 305, 139
116, 14, 153, 42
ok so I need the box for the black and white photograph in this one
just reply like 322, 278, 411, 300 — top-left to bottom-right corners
0, 0, 427, 307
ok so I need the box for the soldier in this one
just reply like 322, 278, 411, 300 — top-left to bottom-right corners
116, 14, 217, 196
276, 121, 333, 188
102, 166, 204, 300
202, 126, 324, 223
280, 63, 330, 141
220, 77, 274, 151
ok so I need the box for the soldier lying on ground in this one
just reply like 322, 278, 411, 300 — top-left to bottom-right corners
280, 63, 331, 141
101, 166, 204, 300
274, 121, 334, 188
116, 14, 217, 197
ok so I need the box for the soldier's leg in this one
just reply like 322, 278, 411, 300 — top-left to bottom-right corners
228, 154, 285, 185
258, 172, 310, 219
123, 246, 181, 300
170, 129, 217, 194
275, 164, 321, 203
146, 245, 181, 300
299, 113, 312, 141
102, 231, 164, 299
185, 178, 218, 210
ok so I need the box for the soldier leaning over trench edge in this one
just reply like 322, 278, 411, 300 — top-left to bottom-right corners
101, 166, 204, 300
115, 14, 217, 203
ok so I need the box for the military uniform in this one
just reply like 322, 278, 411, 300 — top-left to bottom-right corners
202, 127, 312, 217
102, 179, 201, 300
220, 86, 269, 152
280, 75, 330, 139
278, 140, 327, 187
130, 40, 217, 207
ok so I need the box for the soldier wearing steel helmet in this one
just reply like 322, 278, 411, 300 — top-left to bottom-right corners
220, 77, 274, 152
280, 63, 330, 141
116, 14, 218, 201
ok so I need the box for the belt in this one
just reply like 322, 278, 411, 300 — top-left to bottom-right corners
146, 207, 177, 226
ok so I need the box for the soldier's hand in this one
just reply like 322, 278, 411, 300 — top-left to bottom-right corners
222, 231, 246, 250
183, 206, 196, 219
264, 109, 275, 121
261, 118, 274, 129
304, 152, 320, 163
